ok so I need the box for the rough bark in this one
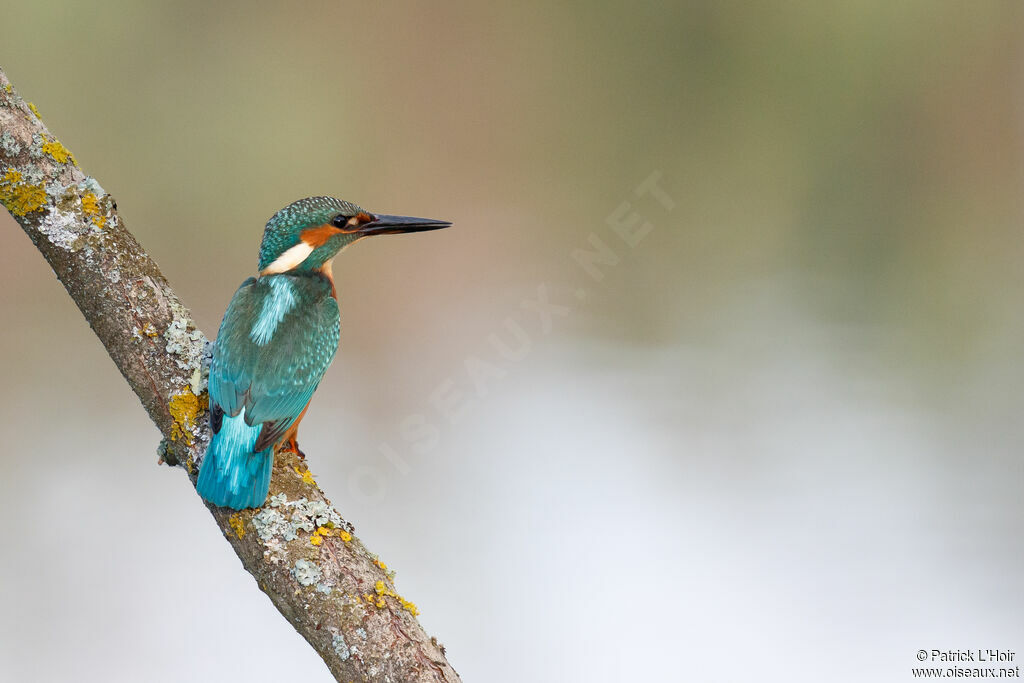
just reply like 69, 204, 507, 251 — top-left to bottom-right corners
0, 67, 459, 683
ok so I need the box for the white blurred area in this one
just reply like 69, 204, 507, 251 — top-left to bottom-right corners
2, 2, 1023, 682
2, 231, 1022, 681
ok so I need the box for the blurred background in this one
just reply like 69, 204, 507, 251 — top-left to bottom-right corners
2, 2, 1023, 681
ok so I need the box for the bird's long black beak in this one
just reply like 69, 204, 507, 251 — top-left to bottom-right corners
356, 214, 452, 236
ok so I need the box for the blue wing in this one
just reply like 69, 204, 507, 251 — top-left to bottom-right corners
208, 273, 340, 449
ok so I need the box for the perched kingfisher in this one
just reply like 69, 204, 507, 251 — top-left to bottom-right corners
197, 196, 450, 509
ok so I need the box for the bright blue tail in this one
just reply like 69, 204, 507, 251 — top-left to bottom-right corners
197, 409, 273, 509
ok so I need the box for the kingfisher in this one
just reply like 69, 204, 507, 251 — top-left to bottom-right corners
196, 196, 450, 509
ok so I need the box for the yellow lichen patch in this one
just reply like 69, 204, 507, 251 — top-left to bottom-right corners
169, 386, 208, 444
400, 597, 420, 616
310, 525, 351, 546
80, 191, 105, 228
228, 513, 246, 539
293, 465, 316, 486
310, 526, 329, 546
40, 135, 76, 165
374, 579, 420, 616
27, 102, 41, 118
375, 559, 388, 571
0, 170, 47, 217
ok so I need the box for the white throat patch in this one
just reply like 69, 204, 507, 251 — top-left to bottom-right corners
260, 242, 314, 276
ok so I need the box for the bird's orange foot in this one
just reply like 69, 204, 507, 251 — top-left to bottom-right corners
284, 437, 306, 460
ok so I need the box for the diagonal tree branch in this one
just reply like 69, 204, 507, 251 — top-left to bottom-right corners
0, 67, 459, 683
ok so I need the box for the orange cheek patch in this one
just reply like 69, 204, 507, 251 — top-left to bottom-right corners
301, 223, 342, 247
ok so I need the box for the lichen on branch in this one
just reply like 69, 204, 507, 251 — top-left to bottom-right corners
0, 66, 459, 683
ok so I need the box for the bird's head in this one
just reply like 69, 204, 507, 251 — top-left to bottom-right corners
257, 196, 450, 276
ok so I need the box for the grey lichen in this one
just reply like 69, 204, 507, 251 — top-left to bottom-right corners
309, 500, 342, 528
79, 176, 105, 196
251, 494, 355, 568
188, 366, 203, 396
27, 133, 43, 159
0, 130, 21, 157
44, 179, 64, 197
292, 559, 321, 586
21, 165, 43, 185
291, 511, 315, 534
28, 181, 117, 252
164, 301, 206, 373
252, 508, 296, 543
266, 493, 353, 534
332, 633, 351, 661
0, 87, 22, 110
36, 201, 82, 251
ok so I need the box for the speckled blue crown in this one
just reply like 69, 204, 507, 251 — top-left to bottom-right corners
258, 196, 365, 270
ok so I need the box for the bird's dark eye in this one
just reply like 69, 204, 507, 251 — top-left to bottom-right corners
331, 214, 348, 228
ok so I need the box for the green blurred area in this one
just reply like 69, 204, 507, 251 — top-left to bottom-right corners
3, 2, 1021, 385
